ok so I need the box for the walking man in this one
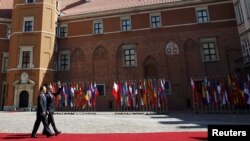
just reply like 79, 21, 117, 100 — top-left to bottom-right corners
43, 82, 62, 135
31, 85, 53, 138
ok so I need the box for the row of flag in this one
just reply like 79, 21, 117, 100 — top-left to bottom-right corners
191, 75, 250, 108
50, 81, 99, 109
112, 79, 171, 109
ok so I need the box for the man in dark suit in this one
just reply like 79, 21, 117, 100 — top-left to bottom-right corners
31, 85, 53, 138
43, 82, 62, 135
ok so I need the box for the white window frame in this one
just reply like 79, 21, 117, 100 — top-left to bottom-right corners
6, 26, 11, 39
23, 17, 34, 32
2, 52, 9, 73
150, 12, 162, 28
58, 50, 70, 71
200, 38, 219, 62
93, 19, 103, 34
234, 2, 244, 25
120, 16, 132, 32
245, 0, 250, 19
241, 37, 250, 64
59, 24, 68, 38
196, 7, 210, 23
26, 0, 35, 4
123, 44, 137, 67
17, 46, 34, 69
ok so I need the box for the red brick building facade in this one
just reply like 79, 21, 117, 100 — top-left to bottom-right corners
0, 0, 243, 111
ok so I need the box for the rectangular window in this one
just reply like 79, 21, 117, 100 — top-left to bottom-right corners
241, 38, 250, 64
17, 46, 34, 69
6, 26, 11, 39
121, 17, 131, 31
124, 48, 136, 67
1, 82, 7, 108
24, 21, 33, 32
22, 51, 31, 68
234, 2, 244, 25
245, 0, 250, 18
2, 53, 8, 73
59, 51, 70, 70
23, 17, 34, 32
150, 13, 161, 28
201, 38, 219, 62
59, 25, 68, 38
96, 84, 105, 96
196, 8, 209, 23
93, 20, 103, 34
26, 0, 35, 3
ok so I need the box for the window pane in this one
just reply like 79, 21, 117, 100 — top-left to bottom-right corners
125, 50, 130, 54
204, 49, 209, 54
125, 56, 130, 60
130, 55, 135, 60
210, 49, 215, 54
211, 55, 216, 60
131, 61, 135, 65
203, 43, 208, 48
202, 11, 207, 16
209, 42, 215, 48
197, 11, 202, 17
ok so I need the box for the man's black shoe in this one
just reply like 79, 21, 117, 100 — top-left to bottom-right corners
55, 131, 61, 136
42, 131, 46, 135
31, 134, 37, 138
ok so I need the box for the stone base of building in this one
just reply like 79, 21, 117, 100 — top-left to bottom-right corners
3, 106, 36, 111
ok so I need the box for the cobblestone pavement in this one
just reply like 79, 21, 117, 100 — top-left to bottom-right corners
0, 111, 249, 134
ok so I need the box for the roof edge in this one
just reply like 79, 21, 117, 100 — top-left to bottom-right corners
58, 0, 224, 21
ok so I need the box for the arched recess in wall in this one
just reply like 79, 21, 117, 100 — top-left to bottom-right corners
71, 47, 85, 80
183, 39, 203, 79
93, 46, 109, 82
143, 56, 158, 79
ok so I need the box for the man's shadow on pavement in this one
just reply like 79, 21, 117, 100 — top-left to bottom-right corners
1, 133, 47, 139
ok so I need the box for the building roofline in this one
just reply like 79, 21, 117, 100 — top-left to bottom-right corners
58, 0, 229, 22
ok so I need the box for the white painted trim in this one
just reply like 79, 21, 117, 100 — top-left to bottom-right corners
0, 38, 8, 40
14, 2, 56, 9
120, 16, 132, 32
93, 19, 103, 34
2, 52, 9, 73
66, 19, 236, 38
11, 31, 56, 37
59, 0, 233, 22
195, 6, 210, 23
7, 68, 56, 72
0, 18, 11, 23
17, 46, 35, 69
149, 12, 162, 28
23, 16, 34, 32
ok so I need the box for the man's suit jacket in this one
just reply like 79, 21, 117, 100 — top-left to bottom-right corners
45, 87, 62, 112
37, 93, 47, 115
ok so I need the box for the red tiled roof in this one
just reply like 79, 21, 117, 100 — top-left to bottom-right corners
0, 0, 13, 19
59, 0, 182, 16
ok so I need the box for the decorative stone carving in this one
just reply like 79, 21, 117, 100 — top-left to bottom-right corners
166, 41, 179, 55
21, 72, 29, 84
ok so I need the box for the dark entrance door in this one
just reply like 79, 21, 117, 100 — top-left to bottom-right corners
19, 91, 29, 108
